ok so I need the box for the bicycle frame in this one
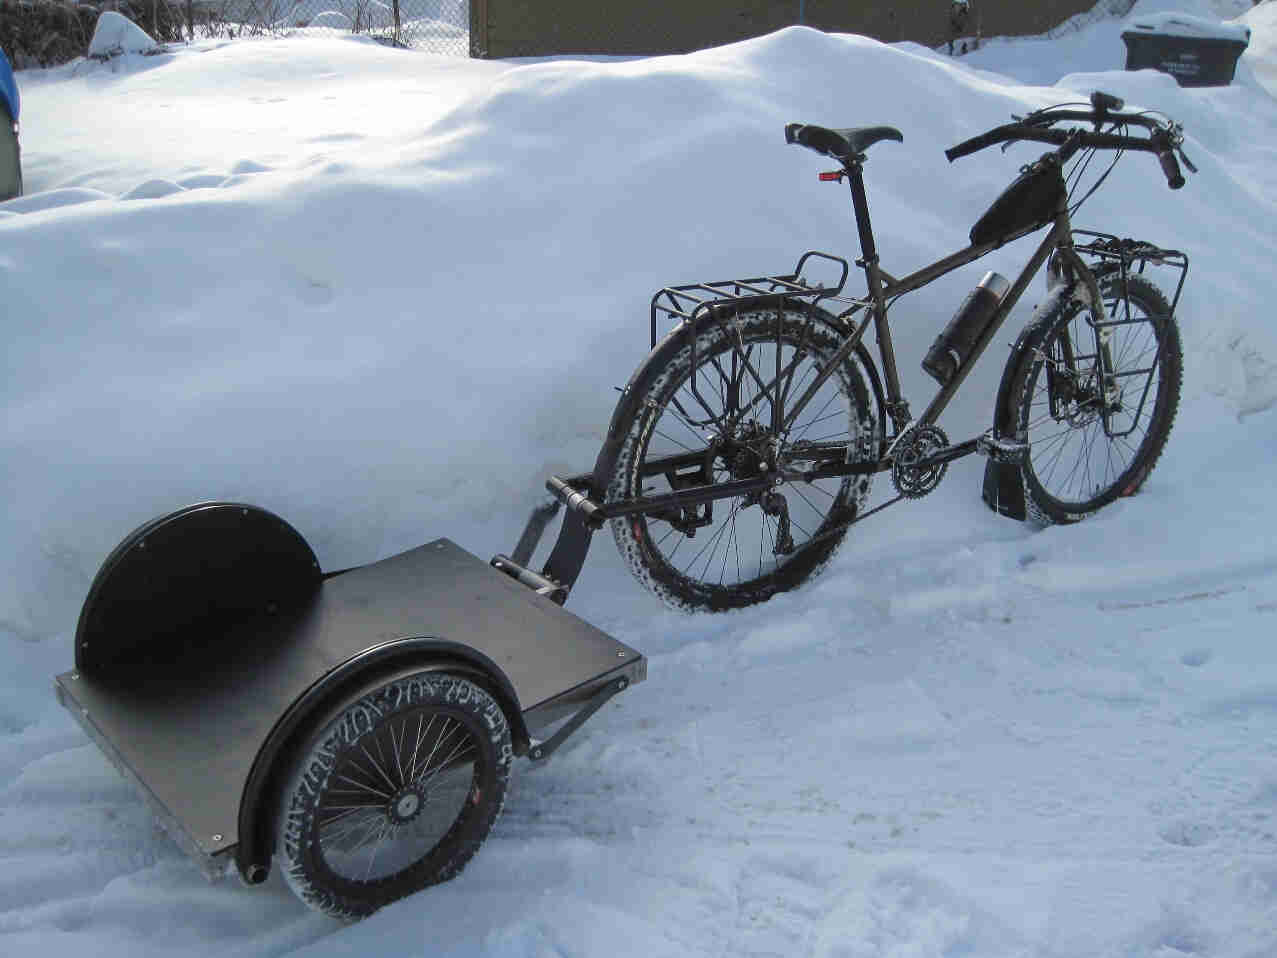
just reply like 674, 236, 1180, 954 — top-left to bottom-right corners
786, 158, 1101, 448
533, 169, 1103, 588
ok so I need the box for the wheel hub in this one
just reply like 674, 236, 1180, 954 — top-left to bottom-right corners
1051, 368, 1121, 426
387, 787, 424, 826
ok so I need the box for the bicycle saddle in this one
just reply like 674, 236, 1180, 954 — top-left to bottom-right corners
784, 124, 903, 162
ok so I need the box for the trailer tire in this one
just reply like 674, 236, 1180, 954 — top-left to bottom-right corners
276, 672, 512, 920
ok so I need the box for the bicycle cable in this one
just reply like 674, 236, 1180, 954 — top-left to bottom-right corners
1066, 120, 1126, 215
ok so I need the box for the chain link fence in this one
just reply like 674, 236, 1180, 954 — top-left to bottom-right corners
194, 0, 467, 54
1044, 0, 1138, 40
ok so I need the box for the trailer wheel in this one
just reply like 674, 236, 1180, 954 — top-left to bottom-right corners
276, 672, 512, 920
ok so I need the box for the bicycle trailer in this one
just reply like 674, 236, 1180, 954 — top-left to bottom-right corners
54, 502, 644, 916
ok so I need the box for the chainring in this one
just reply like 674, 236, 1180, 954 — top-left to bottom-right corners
891, 424, 950, 499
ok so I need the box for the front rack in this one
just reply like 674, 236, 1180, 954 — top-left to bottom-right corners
1073, 229, 1189, 315
1071, 230, 1189, 440
649, 251, 858, 349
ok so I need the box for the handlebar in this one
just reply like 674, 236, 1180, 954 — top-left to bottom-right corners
944, 102, 1192, 190
945, 125, 1166, 160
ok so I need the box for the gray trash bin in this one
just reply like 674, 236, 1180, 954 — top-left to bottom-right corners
1, 47, 18, 201
0, 105, 19, 201
1122, 13, 1251, 87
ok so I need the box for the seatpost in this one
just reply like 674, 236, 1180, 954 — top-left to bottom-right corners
845, 159, 878, 265
845, 158, 905, 408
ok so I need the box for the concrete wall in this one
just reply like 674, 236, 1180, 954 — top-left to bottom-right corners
469, 0, 1098, 58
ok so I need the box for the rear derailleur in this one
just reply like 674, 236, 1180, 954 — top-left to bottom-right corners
744, 487, 795, 556
731, 423, 794, 556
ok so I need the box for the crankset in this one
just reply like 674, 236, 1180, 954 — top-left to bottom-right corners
891, 424, 950, 499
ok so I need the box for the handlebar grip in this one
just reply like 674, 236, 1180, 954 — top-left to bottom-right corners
944, 128, 1006, 162
1157, 147, 1185, 189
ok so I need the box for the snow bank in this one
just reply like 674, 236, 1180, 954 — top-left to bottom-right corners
1242, 0, 1277, 96
1123, 10, 1252, 43
87, 11, 158, 59
2, 13, 1277, 957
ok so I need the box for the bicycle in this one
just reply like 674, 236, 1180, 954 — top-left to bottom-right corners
523, 92, 1194, 612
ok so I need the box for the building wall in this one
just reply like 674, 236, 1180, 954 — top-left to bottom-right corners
469, 0, 1099, 58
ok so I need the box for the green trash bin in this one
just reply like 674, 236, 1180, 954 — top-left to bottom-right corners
1122, 13, 1251, 88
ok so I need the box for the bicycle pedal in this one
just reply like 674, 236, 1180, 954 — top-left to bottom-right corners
977, 434, 1029, 464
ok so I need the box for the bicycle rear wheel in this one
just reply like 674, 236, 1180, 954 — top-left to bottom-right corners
1007, 273, 1181, 523
606, 305, 880, 611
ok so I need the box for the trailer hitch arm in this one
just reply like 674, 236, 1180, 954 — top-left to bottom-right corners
528, 676, 631, 761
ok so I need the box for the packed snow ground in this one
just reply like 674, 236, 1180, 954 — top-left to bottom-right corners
3, 1, 1277, 954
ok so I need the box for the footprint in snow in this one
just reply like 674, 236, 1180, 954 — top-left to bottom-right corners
0, 708, 31, 735
175, 173, 230, 190
230, 160, 273, 175
1180, 648, 1213, 668
214, 160, 276, 190
1158, 820, 1217, 847
121, 179, 185, 201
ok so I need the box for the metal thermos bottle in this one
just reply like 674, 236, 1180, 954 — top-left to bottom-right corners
921, 271, 1011, 385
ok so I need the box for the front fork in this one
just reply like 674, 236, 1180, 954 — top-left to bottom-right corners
1045, 247, 1121, 430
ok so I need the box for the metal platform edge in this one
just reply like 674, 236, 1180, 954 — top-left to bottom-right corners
522, 654, 647, 737
54, 651, 648, 882
54, 673, 235, 882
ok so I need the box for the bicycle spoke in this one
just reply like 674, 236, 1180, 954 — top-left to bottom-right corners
335, 772, 391, 800
802, 480, 838, 500
791, 392, 839, 444
361, 744, 398, 793
652, 427, 698, 453
792, 407, 848, 436
788, 482, 825, 519
687, 506, 739, 581
789, 514, 815, 540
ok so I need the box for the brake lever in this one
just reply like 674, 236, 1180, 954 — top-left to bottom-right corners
1166, 121, 1197, 175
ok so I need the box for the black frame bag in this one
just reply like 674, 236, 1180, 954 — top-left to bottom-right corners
969, 153, 1065, 247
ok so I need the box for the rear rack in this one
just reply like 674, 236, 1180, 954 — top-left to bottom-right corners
496, 251, 864, 606
649, 251, 857, 349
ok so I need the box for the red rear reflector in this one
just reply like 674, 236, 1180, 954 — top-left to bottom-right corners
818, 171, 843, 182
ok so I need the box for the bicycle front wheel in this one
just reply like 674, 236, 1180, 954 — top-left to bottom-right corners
606, 305, 880, 611
1007, 273, 1182, 523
